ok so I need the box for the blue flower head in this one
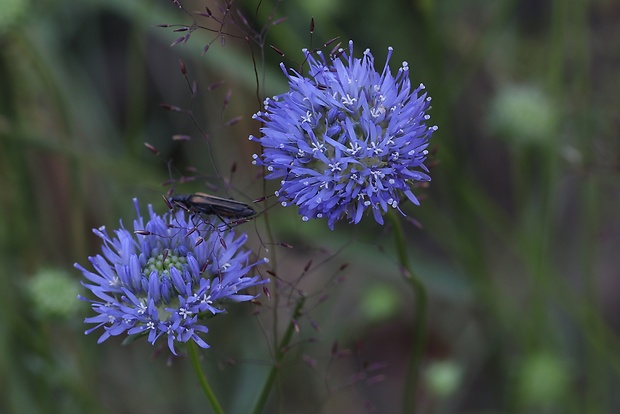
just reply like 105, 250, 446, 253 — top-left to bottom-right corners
75, 199, 266, 354
251, 40, 437, 229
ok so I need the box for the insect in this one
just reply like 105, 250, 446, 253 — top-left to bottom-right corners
169, 192, 256, 220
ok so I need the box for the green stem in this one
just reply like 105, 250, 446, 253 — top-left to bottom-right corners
187, 341, 224, 414
261, 175, 280, 355
386, 210, 427, 414
251, 297, 306, 414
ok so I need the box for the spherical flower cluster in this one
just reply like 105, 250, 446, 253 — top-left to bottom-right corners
251, 40, 437, 229
75, 199, 266, 354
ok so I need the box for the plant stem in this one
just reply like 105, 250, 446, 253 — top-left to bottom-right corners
387, 210, 427, 414
251, 297, 306, 414
188, 341, 224, 414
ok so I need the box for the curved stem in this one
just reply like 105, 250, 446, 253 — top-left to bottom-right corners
386, 210, 427, 414
251, 297, 306, 414
261, 193, 280, 357
188, 341, 225, 414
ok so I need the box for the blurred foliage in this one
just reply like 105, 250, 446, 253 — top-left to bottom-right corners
424, 360, 463, 399
1, 0, 620, 413
26, 268, 82, 320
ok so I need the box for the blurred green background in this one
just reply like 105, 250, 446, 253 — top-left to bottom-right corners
2, 0, 619, 413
